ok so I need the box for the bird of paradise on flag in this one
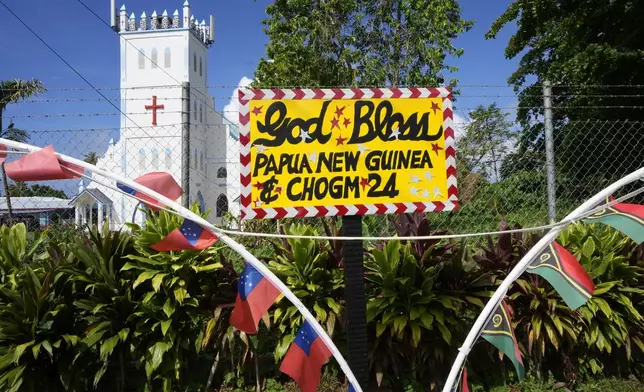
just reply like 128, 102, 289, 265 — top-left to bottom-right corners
583, 196, 644, 244
480, 300, 525, 379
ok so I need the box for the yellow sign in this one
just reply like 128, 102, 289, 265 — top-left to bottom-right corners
239, 88, 458, 218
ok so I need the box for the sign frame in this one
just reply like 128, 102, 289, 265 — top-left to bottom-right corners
238, 87, 459, 220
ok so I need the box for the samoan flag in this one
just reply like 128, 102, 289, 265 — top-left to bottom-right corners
280, 321, 332, 392
116, 172, 182, 210
230, 264, 281, 334
150, 219, 217, 251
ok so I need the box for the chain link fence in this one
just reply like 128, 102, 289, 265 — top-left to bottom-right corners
1, 85, 643, 238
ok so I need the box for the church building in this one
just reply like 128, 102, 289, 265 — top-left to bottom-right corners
73, 1, 240, 230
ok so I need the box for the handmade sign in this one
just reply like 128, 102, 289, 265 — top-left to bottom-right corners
238, 88, 459, 219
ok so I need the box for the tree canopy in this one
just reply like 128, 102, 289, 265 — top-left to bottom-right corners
254, 0, 472, 88
487, 0, 644, 185
7, 183, 68, 199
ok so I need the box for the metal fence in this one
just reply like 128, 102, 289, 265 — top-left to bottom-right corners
1, 84, 643, 238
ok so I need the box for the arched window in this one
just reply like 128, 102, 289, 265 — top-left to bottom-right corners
197, 190, 206, 213
193, 100, 197, 121
199, 57, 202, 76
200, 151, 204, 171
138, 148, 145, 171
193, 148, 197, 168
199, 102, 203, 123
193, 52, 197, 72
151, 147, 159, 169
151, 48, 158, 68
164, 48, 171, 68
164, 147, 172, 168
216, 194, 228, 217
217, 167, 227, 178
138, 49, 145, 69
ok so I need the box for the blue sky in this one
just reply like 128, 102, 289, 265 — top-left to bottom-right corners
0, 0, 520, 192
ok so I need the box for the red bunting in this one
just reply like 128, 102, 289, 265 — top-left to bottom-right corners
130, 172, 183, 210
5, 145, 83, 181
0, 144, 6, 165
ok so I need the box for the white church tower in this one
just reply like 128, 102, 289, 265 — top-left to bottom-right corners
74, 1, 239, 230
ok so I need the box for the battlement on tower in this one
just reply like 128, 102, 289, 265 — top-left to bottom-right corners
112, 1, 213, 47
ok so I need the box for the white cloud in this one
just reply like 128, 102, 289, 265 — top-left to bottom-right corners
223, 76, 254, 125
452, 112, 469, 141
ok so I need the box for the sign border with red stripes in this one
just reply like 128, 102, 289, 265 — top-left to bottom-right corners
237, 87, 459, 220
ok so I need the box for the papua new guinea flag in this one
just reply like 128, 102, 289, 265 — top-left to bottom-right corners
150, 219, 217, 251
481, 300, 525, 379
280, 321, 332, 392
583, 197, 644, 244
527, 241, 595, 310
230, 263, 281, 334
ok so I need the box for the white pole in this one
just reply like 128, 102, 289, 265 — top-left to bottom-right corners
441, 164, 644, 392
0, 138, 363, 392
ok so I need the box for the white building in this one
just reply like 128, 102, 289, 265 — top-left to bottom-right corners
73, 1, 240, 229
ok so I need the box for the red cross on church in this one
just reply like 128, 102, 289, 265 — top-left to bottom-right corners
145, 95, 164, 126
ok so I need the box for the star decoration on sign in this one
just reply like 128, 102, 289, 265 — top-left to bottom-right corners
360, 177, 371, 191
433, 187, 443, 197
300, 130, 312, 143
252, 106, 263, 115
409, 186, 420, 197
254, 200, 263, 208
343, 117, 351, 128
275, 186, 283, 194
253, 181, 264, 190
255, 144, 268, 154
334, 105, 345, 117
389, 128, 401, 140
330, 117, 340, 130
430, 102, 440, 115
424, 171, 434, 182
357, 144, 369, 153
308, 151, 318, 164
431, 143, 443, 154
409, 175, 421, 184
422, 189, 430, 199
335, 134, 347, 146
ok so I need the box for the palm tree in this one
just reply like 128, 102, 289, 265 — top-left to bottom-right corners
0, 79, 45, 222
83, 151, 99, 165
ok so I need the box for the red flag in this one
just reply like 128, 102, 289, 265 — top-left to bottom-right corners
0, 144, 6, 165
230, 263, 281, 333
117, 172, 182, 210
280, 321, 332, 392
5, 145, 83, 181
461, 367, 469, 392
150, 219, 217, 251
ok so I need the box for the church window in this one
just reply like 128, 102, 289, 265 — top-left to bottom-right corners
193, 52, 197, 72
138, 49, 145, 69
193, 100, 197, 121
216, 194, 228, 217
151, 148, 159, 169
194, 148, 197, 168
164, 148, 172, 168
199, 57, 202, 76
217, 167, 227, 178
138, 148, 145, 171
164, 48, 171, 68
199, 102, 203, 123
151, 48, 158, 68
200, 151, 204, 171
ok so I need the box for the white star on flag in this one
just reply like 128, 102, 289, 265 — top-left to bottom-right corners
409, 175, 421, 184
409, 186, 420, 196
300, 130, 312, 142
422, 189, 430, 198
389, 127, 401, 140
357, 144, 369, 153
424, 171, 434, 182
433, 187, 442, 197
255, 144, 268, 154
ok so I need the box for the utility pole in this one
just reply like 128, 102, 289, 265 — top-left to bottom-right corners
543, 80, 556, 223
181, 82, 191, 208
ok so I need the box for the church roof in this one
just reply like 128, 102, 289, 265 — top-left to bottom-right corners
69, 188, 113, 206
0, 197, 72, 213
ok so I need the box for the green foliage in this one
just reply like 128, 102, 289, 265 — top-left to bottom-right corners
254, 0, 472, 87
6, 183, 68, 199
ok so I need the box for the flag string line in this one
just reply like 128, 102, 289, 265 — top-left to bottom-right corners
4, 149, 644, 242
